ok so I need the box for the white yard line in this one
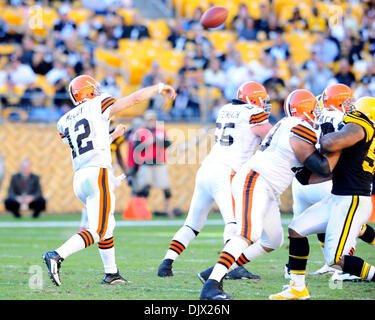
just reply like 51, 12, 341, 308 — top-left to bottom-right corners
0, 218, 293, 228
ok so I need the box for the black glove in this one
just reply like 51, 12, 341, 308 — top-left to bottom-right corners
320, 122, 335, 135
292, 166, 312, 185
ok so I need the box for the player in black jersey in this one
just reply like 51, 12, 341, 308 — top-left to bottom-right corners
271, 96, 375, 300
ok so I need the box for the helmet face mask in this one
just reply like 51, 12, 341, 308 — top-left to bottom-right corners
322, 83, 354, 114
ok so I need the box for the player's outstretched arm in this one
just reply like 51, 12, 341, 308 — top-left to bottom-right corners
320, 122, 364, 153
109, 83, 177, 118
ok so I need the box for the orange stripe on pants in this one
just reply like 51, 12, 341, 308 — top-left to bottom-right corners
241, 170, 259, 241
230, 169, 236, 218
97, 168, 111, 239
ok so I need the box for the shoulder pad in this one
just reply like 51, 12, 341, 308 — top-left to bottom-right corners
343, 111, 374, 142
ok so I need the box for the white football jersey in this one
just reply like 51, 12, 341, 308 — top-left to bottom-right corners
57, 93, 117, 172
315, 108, 344, 146
247, 116, 318, 195
203, 101, 269, 172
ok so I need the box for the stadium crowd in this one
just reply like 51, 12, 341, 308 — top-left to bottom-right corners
0, 0, 373, 123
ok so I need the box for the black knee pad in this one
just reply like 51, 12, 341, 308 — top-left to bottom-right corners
137, 185, 151, 198
164, 189, 172, 199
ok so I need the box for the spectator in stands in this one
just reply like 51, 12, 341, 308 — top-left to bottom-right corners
307, 6, 327, 33
304, 58, 334, 96
224, 51, 250, 100
185, 6, 203, 31
334, 58, 356, 87
344, 6, 360, 37
170, 75, 200, 121
190, 24, 211, 55
178, 55, 199, 81
167, 20, 190, 51
191, 42, 209, 70
101, 69, 122, 98
203, 57, 226, 91
238, 16, 258, 41
26, 87, 61, 122
265, 30, 290, 61
231, 3, 249, 33
122, 12, 150, 40
53, 4, 76, 42
263, 65, 286, 102
8, 55, 37, 86
285, 7, 307, 31
46, 58, 68, 86
254, 2, 269, 34
132, 110, 174, 218
248, 51, 275, 84
265, 11, 283, 40
4, 159, 46, 218
312, 31, 340, 64
31, 47, 53, 75
20, 35, 35, 66
338, 37, 363, 66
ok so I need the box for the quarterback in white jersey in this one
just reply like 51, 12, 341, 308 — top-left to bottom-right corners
200, 89, 338, 300
43, 75, 176, 286
158, 82, 272, 279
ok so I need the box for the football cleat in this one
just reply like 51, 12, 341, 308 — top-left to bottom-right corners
225, 266, 261, 280
310, 263, 336, 276
157, 259, 173, 277
102, 271, 129, 285
42, 251, 64, 286
331, 270, 363, 282
199, 279, 232, 300
197, 266, 214, 284
269, 281, 310, 300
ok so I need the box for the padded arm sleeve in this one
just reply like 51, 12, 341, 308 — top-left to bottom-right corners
303, 150, 331, 177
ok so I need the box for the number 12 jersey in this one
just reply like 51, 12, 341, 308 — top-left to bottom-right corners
57, 93, 117, 172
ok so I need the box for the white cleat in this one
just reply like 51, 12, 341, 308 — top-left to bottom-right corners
310, 264, 336, 276
331, 270, 363, 282
269, 281, 310, 300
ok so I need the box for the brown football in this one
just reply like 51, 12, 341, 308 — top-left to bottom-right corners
200, 6, 228, 28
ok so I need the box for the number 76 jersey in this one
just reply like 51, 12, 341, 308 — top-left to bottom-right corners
57, 93, 117, 172
203, 101, 269, 172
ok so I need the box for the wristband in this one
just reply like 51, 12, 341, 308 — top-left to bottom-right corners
158, 82, 165, 94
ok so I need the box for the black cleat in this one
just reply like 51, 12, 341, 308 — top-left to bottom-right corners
102, 271, 129, 285
197, 266, 214, 284
199, 279, 232, 300
42, 251, 64, 286
157, 259, 173, 277
225, 266, 260, 280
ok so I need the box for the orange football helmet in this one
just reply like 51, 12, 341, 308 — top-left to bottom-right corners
284, 89, 318, 124
237, 81, 271, 114
322, 83, 354, 112
68, 75, 100, 106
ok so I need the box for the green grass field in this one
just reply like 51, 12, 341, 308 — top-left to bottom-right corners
0, 212, 374, 300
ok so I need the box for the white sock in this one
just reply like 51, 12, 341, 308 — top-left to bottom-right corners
55, 234, 86, 259
164, 225, 197, 261
229, 240, 267, 271
290, 273, 306, 289
209, 235, 249, 282
99, 247, 117, 274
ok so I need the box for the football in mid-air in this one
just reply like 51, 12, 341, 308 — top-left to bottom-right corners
200, 6, 228, 28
